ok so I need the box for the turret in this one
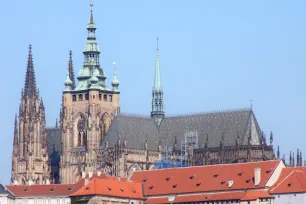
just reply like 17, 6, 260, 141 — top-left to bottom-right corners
112, 62, 120, 92
151, 38, 165, 126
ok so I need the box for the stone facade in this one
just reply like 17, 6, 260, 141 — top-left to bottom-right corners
11, 45, 50, 185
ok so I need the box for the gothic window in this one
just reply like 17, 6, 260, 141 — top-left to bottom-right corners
77, 117, 86, 147
73, 95, 76, 102
78, 94, 83, 101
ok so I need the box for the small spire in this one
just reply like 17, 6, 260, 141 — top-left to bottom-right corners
112, 62, 120, 92
24, 44, 37, 98
55, 119, 58, 128
89, 0, 95, 25
68, 51, 76, 90
277, 145, 280, 159
270, 131, 273, 146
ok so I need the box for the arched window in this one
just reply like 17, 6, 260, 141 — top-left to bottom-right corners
77, 117, 86, 147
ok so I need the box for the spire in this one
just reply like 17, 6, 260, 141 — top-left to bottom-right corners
68, 51, 76, 90
111, 62, 120, 92
13, 114, 18, 146
24, 45, 37, 97
153, 38, 162, 92
270, 131, 273, 146
151, 38, 165, 126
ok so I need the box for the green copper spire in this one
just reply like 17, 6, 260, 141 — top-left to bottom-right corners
151, 38, 165, 127
75, 3, 108, 91
112, 62, 120, 92
153, 38, 162, 92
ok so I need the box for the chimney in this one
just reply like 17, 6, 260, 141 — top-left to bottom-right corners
254, 168, 261, 186
82, 172, 87, 179
88, 172, 93, 178
227, 180, 234, 188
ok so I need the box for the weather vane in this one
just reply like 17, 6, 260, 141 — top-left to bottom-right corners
113, 62, 117, 74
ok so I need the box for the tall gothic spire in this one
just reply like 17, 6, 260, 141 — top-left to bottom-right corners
68, 50, 76, 90
151, 38, 165, 127
24, 45, 37, 97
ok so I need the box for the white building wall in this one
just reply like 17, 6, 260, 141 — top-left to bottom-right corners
273, 193, 306, 204
0, 197, 15, 204
15, 197, 70, 204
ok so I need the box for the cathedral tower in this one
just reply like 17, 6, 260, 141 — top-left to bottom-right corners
151, 39, 164, 126
60, 5, 120, 184
11, 45, 50, 185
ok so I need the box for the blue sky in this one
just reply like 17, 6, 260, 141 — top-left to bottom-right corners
0, 0, 306, 184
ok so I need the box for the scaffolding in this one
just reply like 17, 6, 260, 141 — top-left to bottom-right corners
181, 130, 198, 166
153, 146, 185, 169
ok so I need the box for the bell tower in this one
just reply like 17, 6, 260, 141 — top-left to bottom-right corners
60, 3, 120, 184
11, 45, 50, 185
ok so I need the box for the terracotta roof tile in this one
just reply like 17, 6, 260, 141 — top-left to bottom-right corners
241, 190, 273, 200
6, 177, 88, 197
131, 160, 280, 196
270, 168, 306, 194
70, 178, 143, 199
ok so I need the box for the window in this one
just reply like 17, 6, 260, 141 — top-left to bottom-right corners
78, 94, 83, 101
109, 95, 113, 102
85, 94, 89, 100
99, 94, 102, 100
77, 117, 86, 147
93, 95, 95, 99
103, 94, 107, 101
73, 95, 76, 102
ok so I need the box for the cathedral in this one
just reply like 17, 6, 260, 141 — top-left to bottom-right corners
11, 5, 279, 185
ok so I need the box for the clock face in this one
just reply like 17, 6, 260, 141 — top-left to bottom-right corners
77, 118, 86, 132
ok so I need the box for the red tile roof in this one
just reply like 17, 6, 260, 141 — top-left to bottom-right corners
70, 178, 144, 199
241, 190, 273, 200
270, 167, 306, 194
6, 180, 84, 197
131, 160, 281, 196
5, 173, 118, 197
146, 190, 272, 203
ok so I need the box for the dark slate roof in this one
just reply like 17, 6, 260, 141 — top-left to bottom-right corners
0, 184, 14, 197
159, 108, 261, 149
103, 115, 160, 151
47, 128, 61, 156
103, 108, 262, 151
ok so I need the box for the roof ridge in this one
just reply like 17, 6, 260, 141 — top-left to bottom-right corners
119, 112, 151, 119
166, 107, 251, 118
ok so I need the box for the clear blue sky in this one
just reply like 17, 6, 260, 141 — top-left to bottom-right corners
0, 0, 305, 184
